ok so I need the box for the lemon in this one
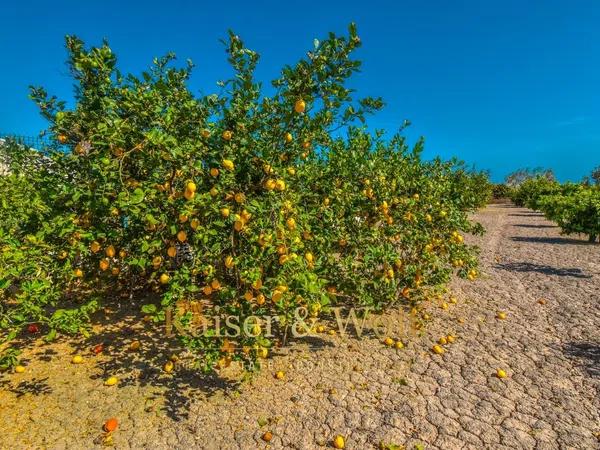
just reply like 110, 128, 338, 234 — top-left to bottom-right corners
220, 208, 230, 218
438, 337, 448, 345
105, 245, 116, 258
222, 159, 234, 171
129, 340, 141, 351
90, 241, 101, 253
14, 365, 25, 373
395, 341, 404, 349
164, 361, 174, 373
167, 246, 177, 258
446, 335, 456, 344
496, 369, 507, 378
257, 347, 268, 358
432, 345, 445, 355
210, 167, 219, 177
383, 337, 394, 347
262, 431, 273, 442
294, 99, 306, 113
333, 435, 345, 449
104, 376, 118, 386
222, 130, 232, 140
275, 179, 286, 191
159, 273, 170, 284
275, 370, 285, 380
72, 355, 84, 364
496, 311, 507, 320
177, 230, 187, 242
284, 132, 293, 143
224, 256, 234, 269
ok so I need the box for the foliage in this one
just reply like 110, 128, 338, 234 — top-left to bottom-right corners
491, 184, 511, 200
1, 25, 487, 371
537, 187, 600, 242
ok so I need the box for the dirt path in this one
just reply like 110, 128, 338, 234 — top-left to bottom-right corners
1, 204, 599, 449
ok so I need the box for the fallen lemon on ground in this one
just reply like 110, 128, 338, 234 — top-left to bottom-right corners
383, 337, 394, 347
496, 311, 507, 320
15, 365, 25, 373
104, 376, 118, 386
446, 335, 456, 343
164, 361, 174, 373
395, 341, 404, 349
72, 355, 84, 364
432, 345, 445, 355
275, 370, 285, 380
438, 337, 448, 345
262, 431, 273, 442
129, 340, 141, 351
496, 369, 507, 378
333, 434, 345, 449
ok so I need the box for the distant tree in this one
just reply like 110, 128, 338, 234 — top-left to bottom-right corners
591, 165, 600, 185
505, 167, 555, 187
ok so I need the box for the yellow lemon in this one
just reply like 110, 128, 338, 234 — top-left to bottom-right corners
186, 181, 197, 193
72, 355, 84, 364
220, 208, 230, 218
438, 337, 448, 345
497, 311, 507, 320
294, 99, 306, 113
395, 341, 404, 349
222, 130, 233, 141
383, 337, 394, 347
446, 335, 456, 344
99, 259, 110, 271
90, 241, 101, 253
210, 167, 219, 177
14, 365, 25, 373
222, 159, 234, 171
164, 361, 174, 373
177, 230, 187, 242
275, 179, 286, 191
333, 435, 345, 449
167, 246, 177, 258
284, 132, 293, 143
104, 376, 118, 386
105, 245, 116, 258
275, 370, 285, 380
224, 256, 234, 269
496, 369, 507, 378
159, 273, 170, 284
432, 345, 445, 355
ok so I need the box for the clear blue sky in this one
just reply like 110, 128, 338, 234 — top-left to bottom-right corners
2, 0, 599, 182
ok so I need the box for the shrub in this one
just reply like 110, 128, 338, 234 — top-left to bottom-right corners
537, 187, 600, 242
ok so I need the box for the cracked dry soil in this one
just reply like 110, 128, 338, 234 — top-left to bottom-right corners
1, 203, 599, 449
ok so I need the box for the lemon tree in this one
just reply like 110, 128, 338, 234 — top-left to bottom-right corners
1, 24, 489, 371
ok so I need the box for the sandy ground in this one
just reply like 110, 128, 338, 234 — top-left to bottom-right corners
1, 203, 599, 449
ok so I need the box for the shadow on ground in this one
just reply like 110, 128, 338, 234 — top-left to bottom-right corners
508, 212, 545, 217
563, 342, 600, 379
494, 261, 592, 279
511, 236, 594, 246
512, 224, 556, 229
